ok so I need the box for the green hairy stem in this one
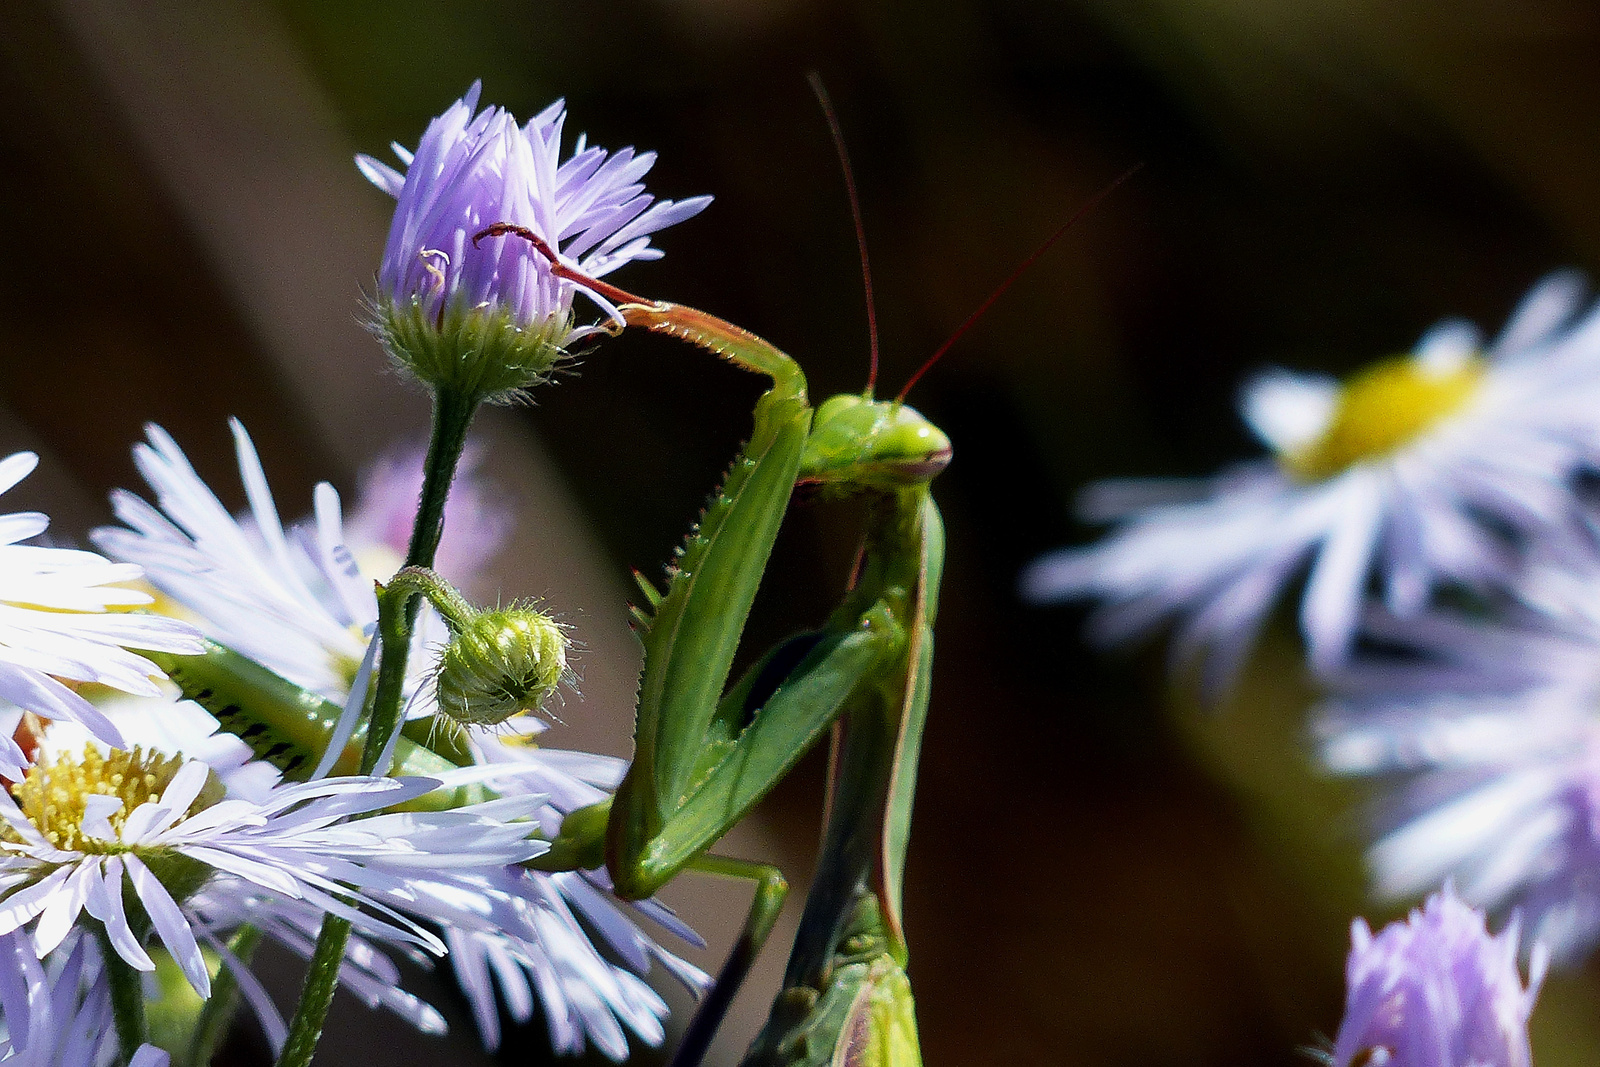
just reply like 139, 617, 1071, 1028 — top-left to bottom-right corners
275, 383, 478, 1067
186, 926, 263, 1067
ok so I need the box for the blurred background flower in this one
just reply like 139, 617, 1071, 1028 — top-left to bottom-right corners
7, 0, 1600, 1064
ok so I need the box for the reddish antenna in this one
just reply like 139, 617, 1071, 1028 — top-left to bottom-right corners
896, 162, 1144, 402
808, 72, 881, 398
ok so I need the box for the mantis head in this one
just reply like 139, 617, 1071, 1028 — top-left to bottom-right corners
798, 395, 952, 494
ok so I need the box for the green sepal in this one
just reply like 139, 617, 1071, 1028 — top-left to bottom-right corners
374, 295, 571, 405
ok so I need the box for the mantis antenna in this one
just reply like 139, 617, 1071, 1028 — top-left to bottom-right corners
895, 161, 1145, 402
808, 72, 881, 397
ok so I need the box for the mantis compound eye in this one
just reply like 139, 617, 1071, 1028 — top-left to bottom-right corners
435, 606, 570, 726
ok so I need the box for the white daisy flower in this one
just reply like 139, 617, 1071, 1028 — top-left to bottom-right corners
443, 717, 709, 1056
90, 424, 708, 1058
91, 421, 382, 705
0, 747, 546, 999
1317, 533, 1600, 963
1023, 272, 1600, 686
39, 695, 284, 802
0, 450, 200, 772
183, 878, 451, 1052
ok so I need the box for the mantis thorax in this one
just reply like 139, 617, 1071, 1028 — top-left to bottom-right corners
797, 395, 951, 495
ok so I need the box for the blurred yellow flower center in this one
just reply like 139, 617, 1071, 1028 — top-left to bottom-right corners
12, 745, 202, 854
1283, 353, 1484, 481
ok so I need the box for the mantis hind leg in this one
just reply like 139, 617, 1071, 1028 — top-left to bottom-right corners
670, 855, 790, 1067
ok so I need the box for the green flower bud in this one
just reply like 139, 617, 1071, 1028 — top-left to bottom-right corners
435, 605, 569, 726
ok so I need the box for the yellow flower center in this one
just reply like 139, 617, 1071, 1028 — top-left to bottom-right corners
11, 745, 218, 854
1282, 353, 1484, 481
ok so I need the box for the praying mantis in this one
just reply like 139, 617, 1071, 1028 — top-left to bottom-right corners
483, 146, 1130, 1065
492, 227, 945, 1067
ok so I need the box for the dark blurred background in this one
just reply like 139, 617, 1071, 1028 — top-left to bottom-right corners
5, 0, 1600, 1064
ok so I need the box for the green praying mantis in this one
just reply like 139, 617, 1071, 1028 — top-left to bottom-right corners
496, 228, 948, 1067
478, 150, 1132, 1065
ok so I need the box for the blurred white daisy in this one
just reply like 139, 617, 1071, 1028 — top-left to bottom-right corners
1024, 272, 1600, 687
1318, 531, 1600, 963
0, 450, 200, 772
342, 442, 509, 600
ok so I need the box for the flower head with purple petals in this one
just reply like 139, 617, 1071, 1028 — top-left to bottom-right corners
358, 82, 711, 402
1331, 886, 1544, 1067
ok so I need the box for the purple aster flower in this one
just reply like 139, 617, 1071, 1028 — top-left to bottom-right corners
1315, 528, 1600, 964
357, 82, 711, 402
1331, 886, 1544, 1067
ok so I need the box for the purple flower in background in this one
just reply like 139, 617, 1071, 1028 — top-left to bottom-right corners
357, 82, 711, 401
344, 443, 509, 598
1316, 529, 1600, 964
1331, 886, 1544, 1067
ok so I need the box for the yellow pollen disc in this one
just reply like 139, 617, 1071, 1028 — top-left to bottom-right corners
1283, 353, 1484, 482
11, 745, 204, 854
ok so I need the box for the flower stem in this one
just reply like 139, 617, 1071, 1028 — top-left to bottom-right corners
383, 565, 477, 632
273, 916, 350, 1067
362, 384, 476, 774
275, 383, 478, 1067
187, 924, 262, 1067
101, 926, 149, 1066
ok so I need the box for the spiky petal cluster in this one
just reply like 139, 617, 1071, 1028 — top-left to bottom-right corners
357, 82, 710, 401
1332, 886, 1544, 1067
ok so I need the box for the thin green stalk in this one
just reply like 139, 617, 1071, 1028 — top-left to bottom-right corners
187, 924, 262, 1067
102, 926, 150, 1065
406, 385, 476, 569
274, 383, 478, 1067
272, 917, 351, 1067
362, 384, 475, 775
383, 566, 476, 632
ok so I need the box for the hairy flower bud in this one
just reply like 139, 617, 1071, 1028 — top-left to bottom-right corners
357, 82, 710, 404
435, 606, 569, 726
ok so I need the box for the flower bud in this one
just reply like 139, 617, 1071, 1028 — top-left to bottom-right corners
357, 82, 711, 404
435, 606, 569, 726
